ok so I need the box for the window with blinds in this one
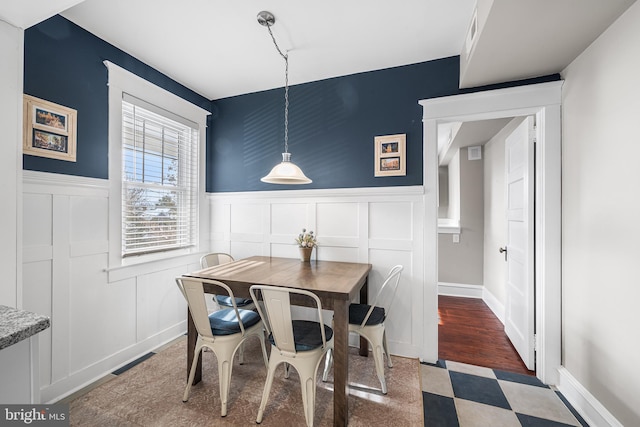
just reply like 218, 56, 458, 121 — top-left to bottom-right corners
121, 97, 199, 257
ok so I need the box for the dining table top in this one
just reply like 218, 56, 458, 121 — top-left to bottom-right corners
185, 255, 372, 302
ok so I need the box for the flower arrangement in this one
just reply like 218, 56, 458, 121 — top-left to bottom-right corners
295, 228, 317, 248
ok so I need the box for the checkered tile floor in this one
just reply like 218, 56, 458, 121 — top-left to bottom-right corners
421, 360, 589, 427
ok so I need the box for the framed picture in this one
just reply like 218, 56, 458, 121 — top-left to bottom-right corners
374, 133, 406, 177
23, 94, 77, 162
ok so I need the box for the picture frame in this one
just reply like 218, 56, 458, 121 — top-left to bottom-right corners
23, 94, 77, 162
374, 133, 406, 177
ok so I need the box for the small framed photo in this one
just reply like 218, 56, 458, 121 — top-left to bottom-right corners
374, 133, 406, 177
23, 94, 77, 162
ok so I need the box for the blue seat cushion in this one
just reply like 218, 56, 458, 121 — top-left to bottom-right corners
215, 295, 253, 308
208, 308, 261, 336
349, 303, 385, 326
268, 320, 333, 352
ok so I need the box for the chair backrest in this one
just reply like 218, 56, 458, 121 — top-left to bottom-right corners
176, 277, 246, 339
361, 265, 404, 327
200, 253, 234, 268
250, 285, 328, 356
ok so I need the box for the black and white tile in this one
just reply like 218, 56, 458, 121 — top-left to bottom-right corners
421, 360, 589, 427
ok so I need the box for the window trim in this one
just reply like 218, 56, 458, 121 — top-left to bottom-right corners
104, 60, 208, 272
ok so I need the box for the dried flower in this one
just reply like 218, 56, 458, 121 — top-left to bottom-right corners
295, 228, 317, 248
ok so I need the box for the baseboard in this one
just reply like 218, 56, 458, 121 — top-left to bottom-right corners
482, 288, 505, 324
42, 322, 186, 403
557, 367, 623, 427
438, 282, 483, 298
438, 283, 505, 325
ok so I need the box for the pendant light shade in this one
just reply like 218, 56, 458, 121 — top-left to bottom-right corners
258, 11, 312, 185
261, 152, 312, 184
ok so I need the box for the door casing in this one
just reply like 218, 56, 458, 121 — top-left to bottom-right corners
419, 81, 562, 385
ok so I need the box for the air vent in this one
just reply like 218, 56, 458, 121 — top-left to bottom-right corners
468, 146, 482, 160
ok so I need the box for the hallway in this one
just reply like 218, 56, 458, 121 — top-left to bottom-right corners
438, 295, 533, 376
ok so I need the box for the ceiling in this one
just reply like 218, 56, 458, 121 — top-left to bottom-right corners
459, 0, 637, 88
62, 0, 477, 100
1, 0, 636, 100
438, 118, 511, 165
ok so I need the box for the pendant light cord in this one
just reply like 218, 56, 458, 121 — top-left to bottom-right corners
266, 24, 289, 154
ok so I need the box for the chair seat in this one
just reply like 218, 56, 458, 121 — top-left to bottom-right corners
209, 308, 261, 336
215, 295, 253, 308
349, 303, 385, 326
268, 320, 333, 351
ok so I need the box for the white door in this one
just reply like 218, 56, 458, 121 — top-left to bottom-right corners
504, 116, 535, 370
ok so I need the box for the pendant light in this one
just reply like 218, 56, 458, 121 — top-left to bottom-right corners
258, 11, 312, 185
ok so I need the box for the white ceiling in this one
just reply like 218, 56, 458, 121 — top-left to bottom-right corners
460, 0, 637, 88
61, 0, 477, 100
1, 0, 636, 100
0, 0, 84, 29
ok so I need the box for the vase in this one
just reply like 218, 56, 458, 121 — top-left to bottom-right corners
299, 247, 313, 262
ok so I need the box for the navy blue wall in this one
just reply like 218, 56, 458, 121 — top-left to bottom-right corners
208, 58, 561, 193
23, 15, 211, 179
208, 58, 460, 192
24, 15, 559, 189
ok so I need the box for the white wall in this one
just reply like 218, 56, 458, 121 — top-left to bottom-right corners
22, 171, 197, 403
560, 2, 640, 425
439, 147, 484, 286
0, 20, 22, 307
207, 186, 425, 358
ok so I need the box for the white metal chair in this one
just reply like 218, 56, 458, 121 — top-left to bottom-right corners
322, 264, 403, 394
200, 253, 256, 311
176, 277, 268, 417
250, 285, 333, 427
200, 253, 256, 362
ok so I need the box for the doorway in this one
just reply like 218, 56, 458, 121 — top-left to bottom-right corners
436, 115, 536, 373
420, 81, 563, 385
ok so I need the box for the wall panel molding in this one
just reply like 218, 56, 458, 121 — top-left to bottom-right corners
207, 186, 424, 358
22, 172, 188, 402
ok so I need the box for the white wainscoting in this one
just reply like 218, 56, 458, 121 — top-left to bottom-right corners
22, 171, 196, 403
206, 186, 425, 358
21, 174, 425, 401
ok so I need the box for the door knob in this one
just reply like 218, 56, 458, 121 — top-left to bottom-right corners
499, 246, 507, 261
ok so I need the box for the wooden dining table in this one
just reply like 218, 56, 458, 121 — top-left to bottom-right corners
183, 255, 372, 427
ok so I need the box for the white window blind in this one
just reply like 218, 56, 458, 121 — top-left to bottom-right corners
121, 96, 199, 257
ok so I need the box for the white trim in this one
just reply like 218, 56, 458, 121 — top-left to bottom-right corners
420, 80, 563, 385
206, 185, 424, 201
437, 218, 461, 234
23, 170, 109, 196
438, 282, 483, 298
103, 61, 209, 119
557, 367, 623, 427
482, 287, 505, 324
103, 60, 209, 271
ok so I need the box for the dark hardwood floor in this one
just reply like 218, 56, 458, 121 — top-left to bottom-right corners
438, 295, 534, 376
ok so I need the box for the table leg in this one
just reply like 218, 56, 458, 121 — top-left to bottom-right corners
333, 298, 349, 426
187, 308, 202, 384
359, 277, 369, 357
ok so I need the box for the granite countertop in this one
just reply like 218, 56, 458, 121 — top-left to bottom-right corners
0, 305, 50, 351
